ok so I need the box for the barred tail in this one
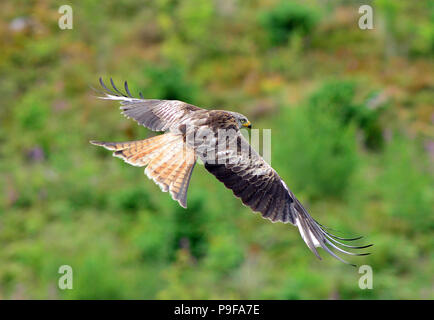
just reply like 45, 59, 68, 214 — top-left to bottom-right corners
90, 133, 197, 208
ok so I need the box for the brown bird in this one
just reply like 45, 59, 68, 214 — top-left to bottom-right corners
91, 78, 372, 265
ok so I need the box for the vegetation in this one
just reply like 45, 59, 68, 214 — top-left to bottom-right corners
259, 1, 319, 45
0, 0, 432, 299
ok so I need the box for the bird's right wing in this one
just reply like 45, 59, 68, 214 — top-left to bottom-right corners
203, 131, 372, 265
95, 78, 203, 132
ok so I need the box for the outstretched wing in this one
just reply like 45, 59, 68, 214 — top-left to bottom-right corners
204, 132, 372, 265
96, 78, 203, 131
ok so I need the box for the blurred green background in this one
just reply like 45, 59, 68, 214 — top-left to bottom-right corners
0, 0, 433, 299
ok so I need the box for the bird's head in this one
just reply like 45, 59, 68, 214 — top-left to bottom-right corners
230, 111, 252, 129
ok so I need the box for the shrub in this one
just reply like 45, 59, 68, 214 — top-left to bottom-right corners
275, 102, 358, 199
308, 80, 358, 122
131, 210, 174, 262
259, 2, 319, 45
109, 186, 154, 212
171, 197, 208, 260
141, 65, 197, 103
308, 80, 387, 150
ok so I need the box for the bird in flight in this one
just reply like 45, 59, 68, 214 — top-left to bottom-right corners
91, 78, 372, 266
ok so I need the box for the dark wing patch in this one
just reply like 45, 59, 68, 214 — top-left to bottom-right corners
203, 132, 372, 265
96, 78, 202, 132
203, 134, 296, 224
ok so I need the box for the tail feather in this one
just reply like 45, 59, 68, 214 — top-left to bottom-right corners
153, 157, 181, 192
90, 133, 197, 207
128, 135, 179, 164
145, 141, 180, 176
152, 146, 186, 191
176, 164, 196, 208
169, 149, 196, 207
145, 142, 184, 191
90, 136, 164, 151
169, 160, 189, 203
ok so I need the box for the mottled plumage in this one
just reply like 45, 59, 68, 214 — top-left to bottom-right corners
90, 78, 372, 265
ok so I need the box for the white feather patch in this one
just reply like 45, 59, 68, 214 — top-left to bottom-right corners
295, 216, 321, 247
98, 94, 139, 102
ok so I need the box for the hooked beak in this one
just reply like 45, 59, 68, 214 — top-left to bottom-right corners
242, 121, 252, 129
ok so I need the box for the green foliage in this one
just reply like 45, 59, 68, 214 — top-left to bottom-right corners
176, 0, 214, 43
259, 2, 319, 45
308, 80, 387, 150
276, 87, 359, 199
379, 135, 433, 232
141, 65, 197, 102
171, 197, 208, 260
14, 90, 51, 131
109, 186, 155, 212
377, 0, 434, 57
131, 210, 174, 262
64, 254, 126, 299
308, 80, 359, 123
204, 232, 244, 274
278, 269, 327, 299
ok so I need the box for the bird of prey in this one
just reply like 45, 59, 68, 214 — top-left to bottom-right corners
90, 78, 372, 265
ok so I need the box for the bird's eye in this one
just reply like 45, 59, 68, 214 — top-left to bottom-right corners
241, 119, 246, 123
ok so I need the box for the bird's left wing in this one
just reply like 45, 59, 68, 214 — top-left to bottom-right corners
95, 78, 203, 132
204, 131, 372, 265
